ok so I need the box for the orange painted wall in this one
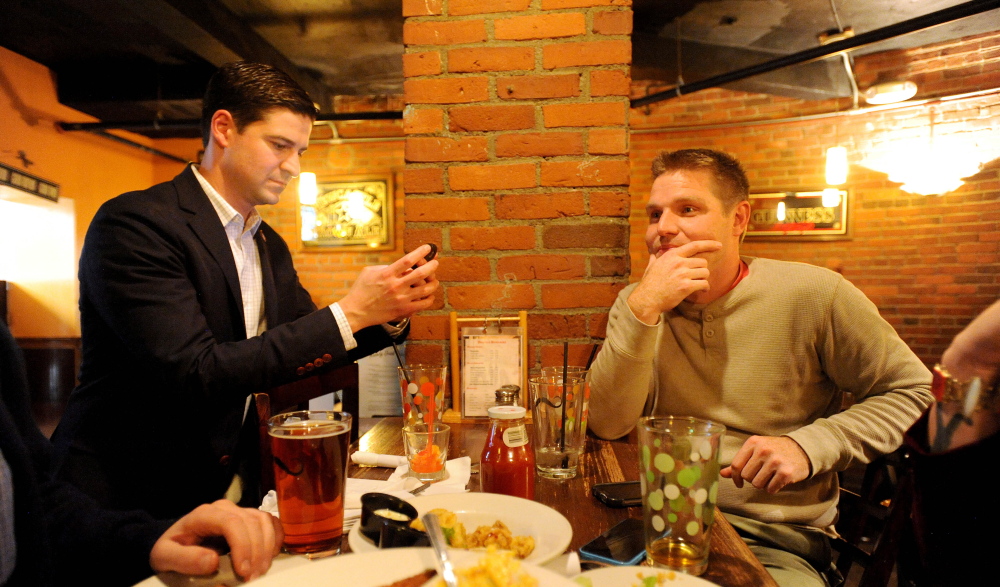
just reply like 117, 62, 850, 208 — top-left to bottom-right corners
0, 47, 194, 337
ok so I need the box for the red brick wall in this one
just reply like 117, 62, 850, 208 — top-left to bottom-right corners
402, 0, 634, 367
628, 30, 1000, 366
260, 28, 999, 371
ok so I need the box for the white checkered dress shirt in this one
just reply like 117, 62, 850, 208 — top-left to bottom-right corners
191, 166, 358, 347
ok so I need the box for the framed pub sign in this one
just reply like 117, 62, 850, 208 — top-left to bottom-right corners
299, 175, 394, 250
745, 189, 849, 240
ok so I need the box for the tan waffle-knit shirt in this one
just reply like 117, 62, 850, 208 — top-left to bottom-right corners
589, 256, 933, 528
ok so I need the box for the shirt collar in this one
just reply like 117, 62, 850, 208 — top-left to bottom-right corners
191, 165, 262, 235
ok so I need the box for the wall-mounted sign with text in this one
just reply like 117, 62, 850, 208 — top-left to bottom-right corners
0, 162, 59, 202
745, 189, 849, 240
299, 175, 393, 250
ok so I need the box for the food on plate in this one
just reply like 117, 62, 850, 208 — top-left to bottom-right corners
573, 570, 679, 587
468, 521, 535, 560
632, 571, 679, 586
434, 546, 538, 587
382, 569, 437, 587
636, 571, 678, 586
410, 509, 536, 558
410, 508, 469, 547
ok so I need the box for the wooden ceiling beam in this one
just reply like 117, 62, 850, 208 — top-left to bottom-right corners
129, 0, 331, 109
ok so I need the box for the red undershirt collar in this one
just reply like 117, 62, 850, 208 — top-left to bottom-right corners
724, 260, 750, 295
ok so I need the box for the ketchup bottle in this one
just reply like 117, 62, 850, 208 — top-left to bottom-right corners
480, 406, 535, 499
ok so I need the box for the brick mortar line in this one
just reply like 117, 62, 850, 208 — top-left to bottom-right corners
435, 277, 628, 284
403, 36, 631, 49
401, 187, 630, 195
404, 6, 633, 24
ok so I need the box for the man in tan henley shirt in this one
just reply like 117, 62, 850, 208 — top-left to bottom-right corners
588, 149, 932, 587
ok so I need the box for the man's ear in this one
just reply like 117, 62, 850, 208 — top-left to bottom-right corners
209, 110, 237, 149
732, 200, 751, 237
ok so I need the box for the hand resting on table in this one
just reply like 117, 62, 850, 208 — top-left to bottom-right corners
149, 499, 283, 582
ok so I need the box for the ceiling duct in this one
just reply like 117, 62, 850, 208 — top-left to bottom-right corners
631, 0, 1000, 108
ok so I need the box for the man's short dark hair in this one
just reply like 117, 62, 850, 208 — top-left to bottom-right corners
201, 61, 318, 146
651, 149, 750, 211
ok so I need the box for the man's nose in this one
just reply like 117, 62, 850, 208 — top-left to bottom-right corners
281, 152, 301, 178
657, 212, 678, 236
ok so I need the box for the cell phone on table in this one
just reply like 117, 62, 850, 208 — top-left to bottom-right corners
411, 243, 437, 269
578, 517, 646, 566
592, 481, 642, 508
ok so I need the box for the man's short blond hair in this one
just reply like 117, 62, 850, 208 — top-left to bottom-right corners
651, 149, 750, 212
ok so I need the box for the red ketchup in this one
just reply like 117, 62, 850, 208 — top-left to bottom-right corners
480, 406, 535, 499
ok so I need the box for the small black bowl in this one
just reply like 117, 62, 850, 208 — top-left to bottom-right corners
378, 521, 430, 548
359, 493, 419, 544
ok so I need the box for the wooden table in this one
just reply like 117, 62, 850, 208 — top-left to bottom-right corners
349, 418, 778, 587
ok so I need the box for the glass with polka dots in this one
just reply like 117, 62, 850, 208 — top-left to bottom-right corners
398, 364, 448, 426
637, 416, 726, 576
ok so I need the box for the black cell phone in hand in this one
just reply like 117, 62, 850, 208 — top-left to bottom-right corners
411, 243, 437, 269
578, 517, 647, 566
592, 481, 642, 508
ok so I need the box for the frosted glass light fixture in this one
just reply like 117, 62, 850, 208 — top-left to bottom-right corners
298, 172, 318, 205
863, 81, 917, 105
822, 188, 843, 208
825, 146, 848, 185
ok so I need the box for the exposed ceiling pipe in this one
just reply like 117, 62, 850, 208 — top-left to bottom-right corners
57, 111, 403, 133
631, 0, 1000, 109
86, 130, 190, 164
630, 87, 1000, 134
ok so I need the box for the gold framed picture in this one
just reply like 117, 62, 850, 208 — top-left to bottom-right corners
299, 175, 394, 250
745, 188, 850, 240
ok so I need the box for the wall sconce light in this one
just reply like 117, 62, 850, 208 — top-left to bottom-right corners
863, 80, 918, 105
822, 188, 843, 207
825, 146, 848, 185
298, 172, 318, 205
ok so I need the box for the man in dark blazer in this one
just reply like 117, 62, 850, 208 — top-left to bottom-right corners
2, 321, 282, 586
51, 62, 439, 520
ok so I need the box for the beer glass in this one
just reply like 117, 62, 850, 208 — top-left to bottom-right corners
268, 410, 352, 554
638, 416, 725, 576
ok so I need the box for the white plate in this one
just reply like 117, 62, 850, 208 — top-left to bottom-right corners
255, 547, 576, 587
348, 492, 573, 565
575, 566, 719, 587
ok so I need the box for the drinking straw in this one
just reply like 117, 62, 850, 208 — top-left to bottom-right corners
584, 343, 599, 370
559, 341, 568, 452
391, 342, 409, 384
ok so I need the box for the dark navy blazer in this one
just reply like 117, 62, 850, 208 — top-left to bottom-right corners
51, 166, 398, 519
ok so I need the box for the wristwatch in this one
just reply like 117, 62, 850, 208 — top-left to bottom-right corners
932, 364, 998, 415
382, 317, 409, 337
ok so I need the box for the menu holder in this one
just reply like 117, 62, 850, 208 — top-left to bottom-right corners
446, 311, 528, 421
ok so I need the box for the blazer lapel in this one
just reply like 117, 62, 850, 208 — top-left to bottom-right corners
174, 166, 245, 331
255, 227, 280, 328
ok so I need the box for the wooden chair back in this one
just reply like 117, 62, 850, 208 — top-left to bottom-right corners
254, 362, 360, 493
832, 449, 916, 587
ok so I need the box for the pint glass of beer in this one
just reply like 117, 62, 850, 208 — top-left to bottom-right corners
268, 411, 352, 554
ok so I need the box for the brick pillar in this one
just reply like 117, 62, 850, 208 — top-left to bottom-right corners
402, 0, 632, 368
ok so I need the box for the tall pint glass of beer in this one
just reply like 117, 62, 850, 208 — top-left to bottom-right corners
268, 411, 352, 554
